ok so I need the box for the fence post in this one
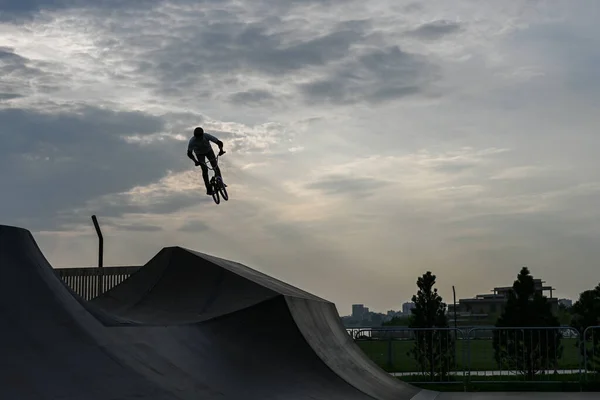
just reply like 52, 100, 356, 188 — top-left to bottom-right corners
452, 286, 457, 330
387, 335, 393, 371
582, 326, 600, 384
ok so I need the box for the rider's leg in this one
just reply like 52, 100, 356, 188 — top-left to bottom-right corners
198, 155, 212, 195
201, 166, 212, 194
207, 149, 226, 186
207, 149, 221, 178
210, 159, 222, 178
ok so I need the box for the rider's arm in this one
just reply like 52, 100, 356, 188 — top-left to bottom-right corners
187, 150, 197, 163
205, 133, 224, 150
187, 139, 198, 163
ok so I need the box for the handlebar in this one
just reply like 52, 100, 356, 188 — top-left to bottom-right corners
195, 150, 226, 170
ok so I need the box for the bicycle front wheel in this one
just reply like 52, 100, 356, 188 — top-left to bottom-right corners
217, 177, 228, 201
211, 184, 220, 204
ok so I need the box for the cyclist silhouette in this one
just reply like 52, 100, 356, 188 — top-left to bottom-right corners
186, 127, 226, 195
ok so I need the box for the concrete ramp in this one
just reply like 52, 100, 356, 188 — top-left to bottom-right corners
90, 247, 281, 324
0, 224, 421, 399
0, 225, 178, 399
90, 245, 423, 399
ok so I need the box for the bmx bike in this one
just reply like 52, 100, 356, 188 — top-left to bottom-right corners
197, 151, 228, 205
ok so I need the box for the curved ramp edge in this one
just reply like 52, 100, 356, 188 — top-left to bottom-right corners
184, 247, 329, 301
285, 296, 422, 400
90, 247, 281, 324
0, 225, 181, 399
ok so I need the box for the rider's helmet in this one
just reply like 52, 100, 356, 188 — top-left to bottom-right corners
193, 127, 204, 138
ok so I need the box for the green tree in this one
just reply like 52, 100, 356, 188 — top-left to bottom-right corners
408, 271, 455, 380
558, 302, 571, 313
383, 315, 412, 326
570, 283, 600, 372
370, 313, 383, 326
493, 267, 563, 379
557, 303, 573, 325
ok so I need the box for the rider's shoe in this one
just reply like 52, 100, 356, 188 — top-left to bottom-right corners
206, 188, 213, 195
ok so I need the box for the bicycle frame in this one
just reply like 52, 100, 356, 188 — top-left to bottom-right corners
196, 153, 222, 171
195, 151, 228, 204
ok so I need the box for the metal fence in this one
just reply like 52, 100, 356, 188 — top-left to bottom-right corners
354, 327, 466, 384
352, 326, 600, 388
49, 266, 600, 390
583, 326, 600, 382
54, 266, 141, 300
465, 326, 581, 385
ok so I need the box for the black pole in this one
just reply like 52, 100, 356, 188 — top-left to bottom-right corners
91, 215, 103, 268
452, 285, 457, 329
91, 215, 103, 298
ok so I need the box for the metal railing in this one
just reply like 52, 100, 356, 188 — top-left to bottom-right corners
355, 327, 465, 384
465, 326, 581, 385
54, 266, 141, 300
583, 326, 600, 382
352, 326, 600, 388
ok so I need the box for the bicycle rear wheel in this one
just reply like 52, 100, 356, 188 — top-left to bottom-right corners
210, 179, 220, 204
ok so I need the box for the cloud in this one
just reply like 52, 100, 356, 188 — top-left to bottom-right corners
66, 170, 217, 225
0, 0, 64, 21
0, 105, 184, 229
305, 175, 390, 198
206, 123, 295, 155
178, 220, 211, 232
0, 0, 164, 22
407, 20, 462, 40
3, 0, 600, 315
0, 93, 23, 101
299, 46, 439, 104
0, 47, 27, 67
121, 18, 368, 99
0, 47, 50, 100
81, 191, 206, 220
105, 223, 164, 232
228, 89, 277, 107
490, 166, 550, 180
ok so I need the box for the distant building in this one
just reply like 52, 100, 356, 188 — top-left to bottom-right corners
559, 298, 572, 308
454, 278, 559, 317
370, 312, 385, 325
493, 279, 555, 299
456, 293, 507, 315
343, 304, 388, 327
351, 304, 366, 319
384, 310, 401, 322
402, 302, 415, 315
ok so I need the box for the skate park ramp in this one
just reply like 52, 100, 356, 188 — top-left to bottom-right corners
0, 223, 597, 400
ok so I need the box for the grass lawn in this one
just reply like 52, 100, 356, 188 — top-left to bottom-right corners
396, 373, 600, 392
356, 338, 583, 372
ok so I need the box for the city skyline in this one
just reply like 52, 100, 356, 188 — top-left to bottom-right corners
347, 295, 574, 319
346, 275, 577, 317
2, 1, 600, 315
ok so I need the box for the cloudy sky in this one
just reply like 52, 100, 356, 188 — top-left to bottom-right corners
2, 0, 599, 315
